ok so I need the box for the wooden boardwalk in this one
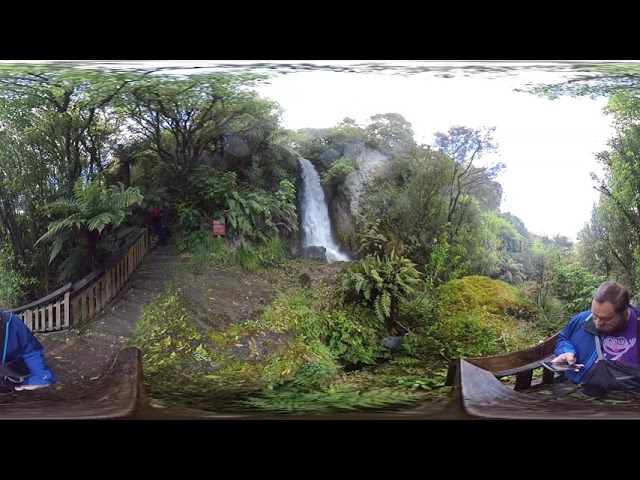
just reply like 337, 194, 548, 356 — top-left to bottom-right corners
0, 246, 186, 419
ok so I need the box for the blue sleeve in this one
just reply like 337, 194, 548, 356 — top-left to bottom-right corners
554, 313, 583, 357
13, 320, 56, 385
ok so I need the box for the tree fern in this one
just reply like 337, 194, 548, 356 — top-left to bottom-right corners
36, 177, 143, 267
339, 252, 422, 331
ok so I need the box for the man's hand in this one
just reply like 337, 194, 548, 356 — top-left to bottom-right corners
551, 352, 577, 365
549, 353, 583, 371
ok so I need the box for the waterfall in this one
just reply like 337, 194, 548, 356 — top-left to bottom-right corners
298, 158, 350, 262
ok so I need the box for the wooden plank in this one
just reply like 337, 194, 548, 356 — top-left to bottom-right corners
95, 278, 103, 315
24, 310, 32, 331
88, 285, 95, 318
47, 303, 53, 331
63, 291, 70, 328
54, 299, 61, 330
71, 295, 79, 327
105, 267, 112, 302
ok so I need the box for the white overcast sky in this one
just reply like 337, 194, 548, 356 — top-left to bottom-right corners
251, 65, 615, 242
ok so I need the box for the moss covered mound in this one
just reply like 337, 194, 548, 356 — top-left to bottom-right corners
433, 275, 542, 357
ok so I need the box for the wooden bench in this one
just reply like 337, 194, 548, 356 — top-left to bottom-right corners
445, 332, 640, 419
445, 332, 560, 391
455, 357, 640, 419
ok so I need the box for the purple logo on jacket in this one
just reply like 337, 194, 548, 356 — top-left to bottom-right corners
601, 308, 638, 363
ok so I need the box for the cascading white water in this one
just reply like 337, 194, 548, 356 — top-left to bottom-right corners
298, 158, 350, 262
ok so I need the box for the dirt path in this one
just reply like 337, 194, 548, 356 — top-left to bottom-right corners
171, 260, 349, 330
173, 267, 278, 330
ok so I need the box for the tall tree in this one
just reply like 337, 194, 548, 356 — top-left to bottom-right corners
577, 205, 614, 278
0, 66, 134, 195
119, 73, 284, 199
433, 125, 504, 237
364, 113, 416, 155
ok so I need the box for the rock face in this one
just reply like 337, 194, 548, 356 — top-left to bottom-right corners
341, 146, 388, 219
330, 146, 389, 252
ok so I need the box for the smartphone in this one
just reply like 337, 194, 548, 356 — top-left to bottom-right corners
541, 361, 584, 372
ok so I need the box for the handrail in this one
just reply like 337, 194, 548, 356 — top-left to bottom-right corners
13, 282, 72, 313
12, 228, 152, 333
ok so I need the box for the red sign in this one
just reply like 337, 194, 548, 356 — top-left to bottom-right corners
212, 219, 226, 237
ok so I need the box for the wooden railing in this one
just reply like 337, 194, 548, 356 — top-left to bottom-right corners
445, 332, 560, 391
12, 228, 152, 333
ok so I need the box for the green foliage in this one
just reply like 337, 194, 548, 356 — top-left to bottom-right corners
424, 311, 508, 359
253, 236, 288, 269
356, 145, 451, 264
55, 245, 94, 286
519, 281, 569, 338
172, 196, 215, 252
394, 332, 423, 357
134, 272, 431, 415
436, 275, 539, 321
320, 156, 357, 185
241, 376, 427, 414
354, 129, 505, 277
175, 229, 207, 255
127, 288, 310, 409
186, 234, 233, 273
222, 181, 297, 271
576, 109, 640, 289
284, 130, 325, 159
119, 71, 284, 195
339, 251, 422, 330
126, 292, 204, 388
225, 181, 297, 244
356, 219, 388, 258
576, 206, 614, 280
364, 113, 416, 154
550, 262, 605, 316
36, 177, 143, 270
423, 231, 467, 290
464, 211, 527, 279
325, 119, 368, 150
301, 306, 388, 367
241, 352, 447, 415
496, 258, 527, 286
1, 62, 614, 415
0, 244, 37, 308
234, 240, 261, 272
187, 167, 237, 218
422, 276, 542, 361
271, 179, 298, 237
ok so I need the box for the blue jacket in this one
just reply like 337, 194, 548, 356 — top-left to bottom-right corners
554, 307, 640, 384
0, 310, 56, 386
